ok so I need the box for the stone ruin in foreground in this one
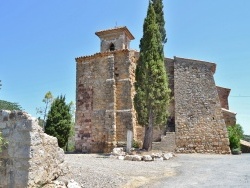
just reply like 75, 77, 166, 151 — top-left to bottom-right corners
75, 26, 236, 154
0, 110, 66, 188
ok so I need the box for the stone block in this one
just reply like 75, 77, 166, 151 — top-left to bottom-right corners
0, 110, 67, 187
142, 155, 153, 161
124, 155, 134, 161
112, 147, 124, 156
132, 155, 142, 161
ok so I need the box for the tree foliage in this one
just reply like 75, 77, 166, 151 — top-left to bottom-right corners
152, 0, 167, 43
227, 124, 244, 150
0, 100, 22, 111
134, 1, 171, 150
0, 80, 22, 111
45, 95, 72, 148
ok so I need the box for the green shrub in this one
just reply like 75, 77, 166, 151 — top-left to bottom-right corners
0, 132, 7, 153
227, 124, 244, 150
132, 140, 140, 149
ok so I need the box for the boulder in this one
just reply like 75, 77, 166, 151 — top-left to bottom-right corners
112, 147, 125, 156
124, 155, 134, 161
118, 156, 125, 160
132, 155, 142, 161
143, 155, 153, 161
151, 153, 162, 159
162, 153, 173, 160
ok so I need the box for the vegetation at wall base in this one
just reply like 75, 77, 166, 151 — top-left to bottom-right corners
134, 1, 171, 151
0, 132, 3, 153
227, 124, 244, 150
45, 95, 72, 149
0, 131, 7, 153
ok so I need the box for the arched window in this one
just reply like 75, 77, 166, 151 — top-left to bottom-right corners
109, 43, 115, 51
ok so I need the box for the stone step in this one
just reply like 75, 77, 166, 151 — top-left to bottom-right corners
152, 132, 176, 152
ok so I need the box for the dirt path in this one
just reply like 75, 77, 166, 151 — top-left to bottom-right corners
148, 154, 250, 188
59, 153, 250, 188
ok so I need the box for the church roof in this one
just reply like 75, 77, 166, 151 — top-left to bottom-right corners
95, 26, 135, 40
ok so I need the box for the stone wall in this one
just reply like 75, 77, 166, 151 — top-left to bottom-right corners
216, 86, 230, 110
165, 58, 175, 132
217, 86, 237, 126
75, 50, 139, 153
174, 57, 230, 154
152, 132, 176, 152
221, 108, 237, 126
0, 110, 65, 188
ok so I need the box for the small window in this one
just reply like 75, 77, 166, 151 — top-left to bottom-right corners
110, 43, 115, 51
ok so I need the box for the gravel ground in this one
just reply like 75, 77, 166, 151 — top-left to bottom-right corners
149, 153, 250, 188
58, 153, 250, 188
58, 153, 178, 188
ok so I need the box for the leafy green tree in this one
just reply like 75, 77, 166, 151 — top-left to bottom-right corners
152, 0, 167, 43
45, 95, 72, 148
134, 2, 171, 151
36, 91, 53, 129
227, 124, 244, 150
0, 100, 22, 110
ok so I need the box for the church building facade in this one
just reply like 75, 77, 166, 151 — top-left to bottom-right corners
75, 27, 236, 154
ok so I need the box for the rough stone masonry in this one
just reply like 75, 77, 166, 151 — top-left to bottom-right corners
0, 110, 66, 188
75, 26, 235, 154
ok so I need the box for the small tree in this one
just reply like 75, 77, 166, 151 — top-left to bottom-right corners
134, 1, 171, 151
227, 124, 244, 150
36, 91, 53, 129
45, 95, 72, 148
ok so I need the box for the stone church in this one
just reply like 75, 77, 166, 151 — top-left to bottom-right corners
75, 26, 236, 154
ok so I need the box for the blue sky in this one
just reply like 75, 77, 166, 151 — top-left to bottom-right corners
0, 0, 249, 134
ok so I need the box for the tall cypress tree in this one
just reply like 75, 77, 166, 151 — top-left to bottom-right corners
152, 0, 167, 43
134, 1, 171, 150
45, 95, 72, 148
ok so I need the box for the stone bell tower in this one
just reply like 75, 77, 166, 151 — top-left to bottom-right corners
75, 27, 141, 153
95, 26, 134, 52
